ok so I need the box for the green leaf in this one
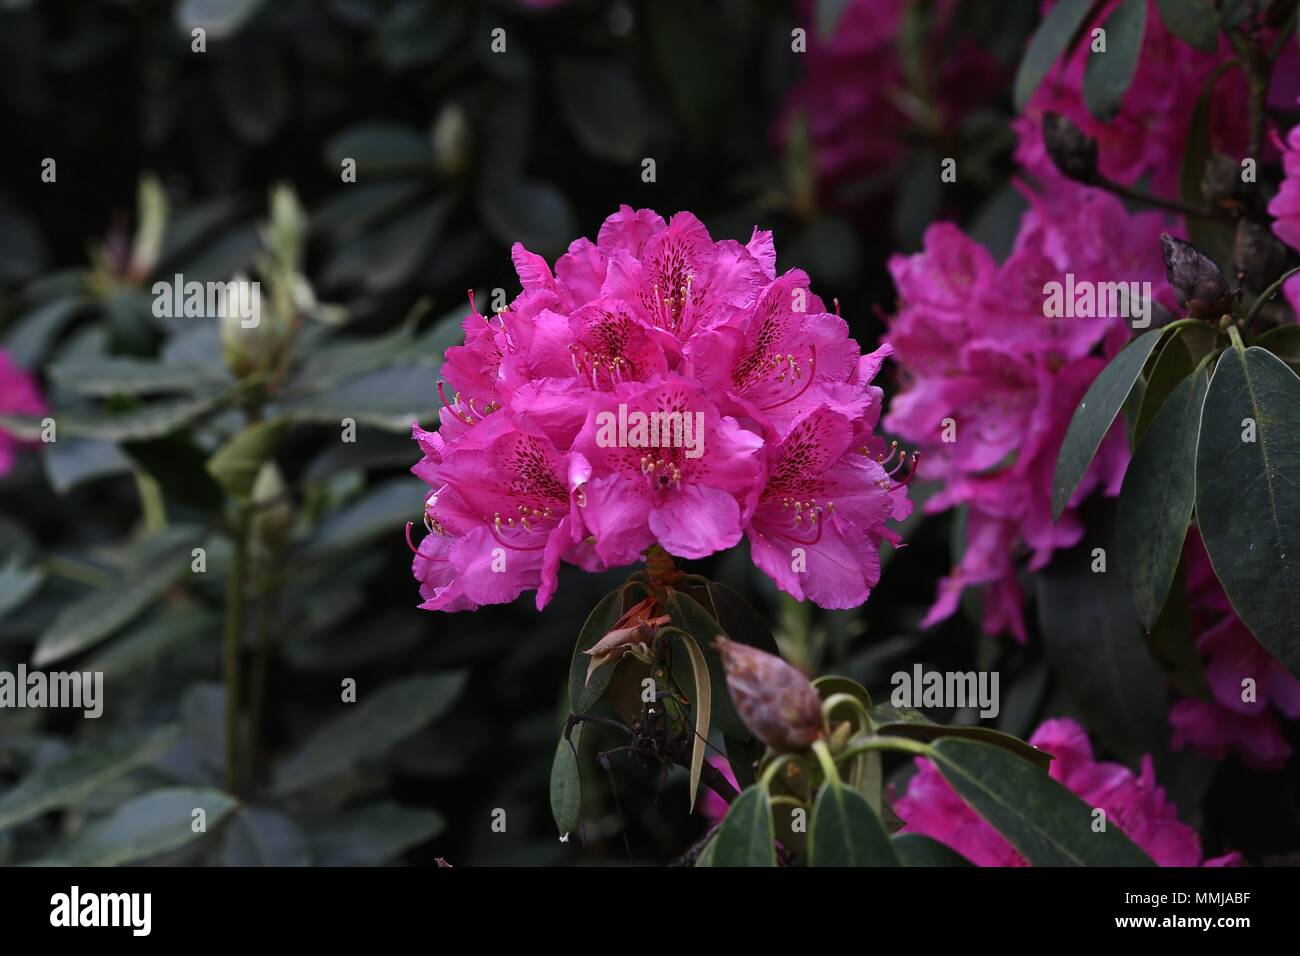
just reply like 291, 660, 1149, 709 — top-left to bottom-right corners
703, 581, 781, 656
808, 782, 899, 866
549, 729, 583, 837
176, 0, 265, 41
675, 632, 712, 811
0, 392, 227, 443
221, 808, 311, 867
1083, 0, 1147, 121
275, 364, 437, 432
0, 726, 180, 830
310, 802, 444, 866
32, 526, 203, 666
1195, 346, 1300, 679
206, 420, 285, 500
42, 437, 133, 495
1146, 554, 1212, 699
1255, 324, 1300, 370
322, 122, 432, 177
703, 784, 775, 867
47, 357, 224, 398
566, 588, 627, 715
0, 560, 43, 620
1117, 370, 1208, 629
1052, 328, 1165, 519
1134, 332, 1194, 445
893, 833, 975, 866
816, 0, 852, 37
479, 179, 576, 260
664, 589, 745, 738
273, 672, 467, 795
1036, 513, 1168, 761
1155, 0, 1219, 52
39, 787, 238, 866
556, 60, 653, 164
928, 738, 1156, 866
875, 722, 1054, 773
85, 607, 219, 682
1014, 0, 1097, 111
304, 477, 425, 555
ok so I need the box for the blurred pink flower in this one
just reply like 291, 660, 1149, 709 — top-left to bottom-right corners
882, 182, 1168, 640
1014, 0, 1251, 198
412, 207, 911, 612
778, 0, 1001, 209
1169, 532, 1300, 771
896, 717, 1242, 866
0, 350, 44, 476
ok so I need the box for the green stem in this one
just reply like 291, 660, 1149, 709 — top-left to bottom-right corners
1227, 324, 1247, 356
835, 735, 933, 764
1243, 266, 1300, 330
42, 555, 114, 589
223, 505, 251, 796
134, 470, 167, 533
811, 740, 841, 789
246, 585, 280, 786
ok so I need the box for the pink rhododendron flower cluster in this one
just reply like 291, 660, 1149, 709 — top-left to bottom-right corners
411, 207, 913, 612
896, 717, 1241, 866
882, 181, 1171, 640
779, 0, 1000, 207
1014, 0, 1253, 197
0, 350, 44, 476
1169, 532, 1300, 771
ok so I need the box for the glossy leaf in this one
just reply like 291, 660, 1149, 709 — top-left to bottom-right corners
1083, 0, 1147, 121
1155, 0, 1219, 52
893, 832, 975, 867
39, 787, 238, 866
1117, 370, 1208, 629
1014, 0, 1097, 111
566, 588, 628, 716
875, 722, 1053, 773
808, 782, 899, 866
703, 784, 775, 867
1195, 346, 1300, 679
1053, 328, 1164, 519
929, 738, 1155, 866
1133, 332, 1194, 445
549, 729, 583, 837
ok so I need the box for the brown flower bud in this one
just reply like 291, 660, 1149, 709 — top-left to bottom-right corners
583, 597, 669, 685
1042, 112, 1098, 183
714, 636, 824, 753
1161, 233, 1231, 319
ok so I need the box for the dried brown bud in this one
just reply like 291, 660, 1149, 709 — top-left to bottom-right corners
1202, 153, 1252, 213
714, 636, 824, 753
1234, 219, 1289, 293
1043, 112, 1098, 183
1161, 233, 1231, 319
583, 597, 669, 685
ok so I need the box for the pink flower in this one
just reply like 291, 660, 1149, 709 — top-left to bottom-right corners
699, 755, 739, 823
895, 717, 1241, 866
0, 350, 44, 476
412, 207, 911, 612
882, 182, 1164, 639
1269, 124, 1300, 247
1169, 532, 1300, 771
1015, 1, 1250, 198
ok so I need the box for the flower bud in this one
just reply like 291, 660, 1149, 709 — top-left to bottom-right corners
1042, 112, 1098, 183
1161, 234, 1231, 319
714, 636, 823, 753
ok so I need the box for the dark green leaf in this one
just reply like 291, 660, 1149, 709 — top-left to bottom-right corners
556, 60, 653, 164
665, 589, 746, 739
273, 672, 467, 794
809, 782, 899, 866
549, 729, 583, 837
0, 560, 44, 619
176, 0, 265, 40
42, 437, 132, 495
929, 738, 1155, 866
702, 784, 775, 867
1014, 0, 1097, 111
1155, 0, 1219, 51
1083, 0, 1147, 121
480, 179, 577, 260
566, 588, 627, 715
1134, 332, 1194, 445
1195, 346, 1300, 679
310, 802, 444, 866
221, 807, 311, 866
206, 420, 285, 500
1117, 370, 1208, 629
1052, 328, 1165, 519
39, 787, 238, 866
875, 722, 1053, 773
33, 526, 204, 666
893, 832, 975, 866
0, 727, 180, 830
1037, 509, 1168, 761
322, 122, 432, 177
47, 356, 223, 398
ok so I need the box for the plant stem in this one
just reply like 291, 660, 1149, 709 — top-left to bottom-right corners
134, 470, 167, 533
1243, 266, 1300, 329
223, 505, 251, 796
1089, 175, 1222, 222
